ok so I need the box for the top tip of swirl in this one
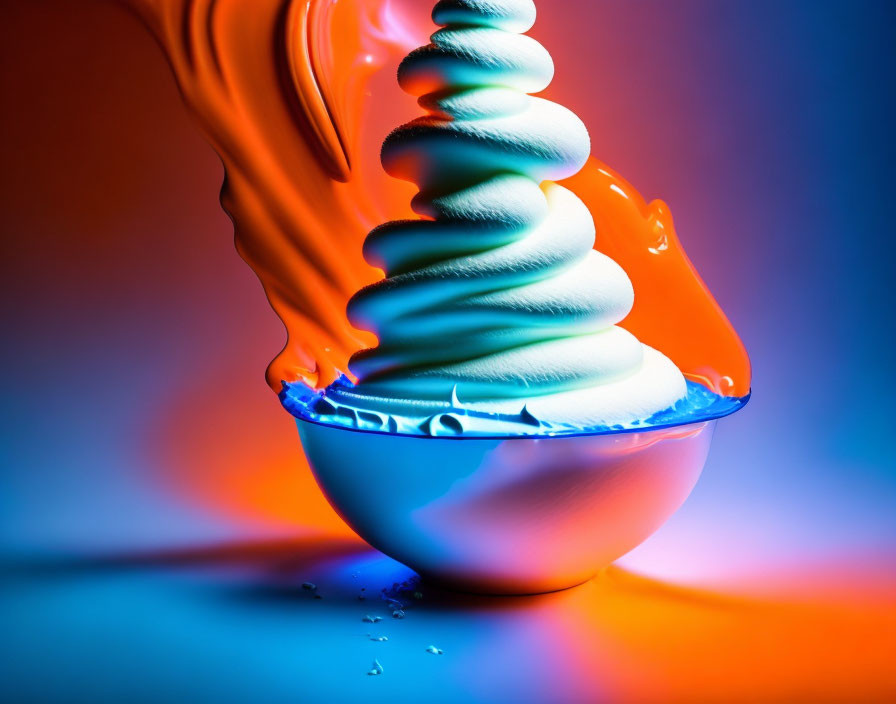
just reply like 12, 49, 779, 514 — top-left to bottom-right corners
433, 0, 536, 33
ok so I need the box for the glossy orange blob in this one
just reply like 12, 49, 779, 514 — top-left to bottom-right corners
125, 0, 750, 397
565, 161, 751, 396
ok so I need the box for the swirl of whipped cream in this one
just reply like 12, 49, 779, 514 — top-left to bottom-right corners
336, 0, 686, 431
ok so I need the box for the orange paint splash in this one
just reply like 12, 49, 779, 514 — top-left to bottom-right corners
125, 0, 416, 390
564, 162, 751, 396
125, 0, 750, 397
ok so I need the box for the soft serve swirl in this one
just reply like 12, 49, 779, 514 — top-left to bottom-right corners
322, 0, 687, 434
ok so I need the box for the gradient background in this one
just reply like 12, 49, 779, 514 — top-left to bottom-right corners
1, 1, 895, 702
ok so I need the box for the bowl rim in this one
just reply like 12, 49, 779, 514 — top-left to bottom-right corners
292, 390, 750, 442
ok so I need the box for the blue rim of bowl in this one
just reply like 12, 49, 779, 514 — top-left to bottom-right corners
282, 381, 751, 441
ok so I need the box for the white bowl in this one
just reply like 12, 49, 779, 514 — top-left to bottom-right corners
295, 417, 717, 594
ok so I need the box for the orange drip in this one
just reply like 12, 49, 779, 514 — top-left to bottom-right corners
564, 161, 751, 396
125, 0, 750, 397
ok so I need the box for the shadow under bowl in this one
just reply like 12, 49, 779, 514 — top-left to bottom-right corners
295, 416, 719, 595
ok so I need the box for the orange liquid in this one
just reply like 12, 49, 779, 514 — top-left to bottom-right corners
125, 0, 750, 397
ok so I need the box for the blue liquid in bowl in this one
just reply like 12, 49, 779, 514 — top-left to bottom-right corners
281, 377, 749, 439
